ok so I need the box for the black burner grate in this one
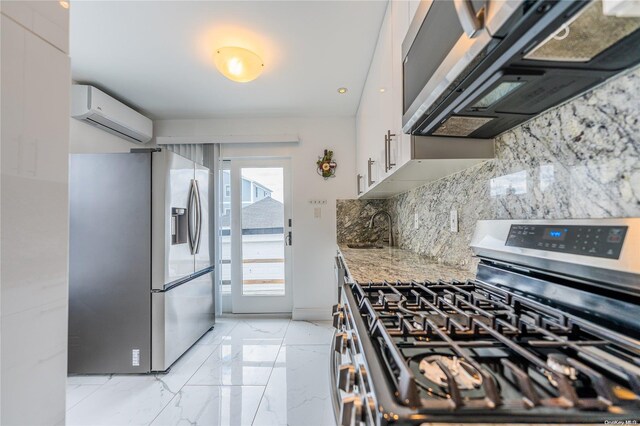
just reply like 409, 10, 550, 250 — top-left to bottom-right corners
351, 279, 640, 415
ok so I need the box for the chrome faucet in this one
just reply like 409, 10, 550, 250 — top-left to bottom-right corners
368, 210, 394, 247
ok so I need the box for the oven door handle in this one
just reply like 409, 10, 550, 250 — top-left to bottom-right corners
454, 0, 485, 38
330, 330, 342, 426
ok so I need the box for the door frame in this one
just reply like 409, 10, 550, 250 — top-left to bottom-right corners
227, 157, 293, 313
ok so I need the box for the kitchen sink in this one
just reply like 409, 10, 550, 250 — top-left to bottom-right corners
346, 243, 384, 249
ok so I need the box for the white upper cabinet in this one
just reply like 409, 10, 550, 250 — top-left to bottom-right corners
356, 1, 388, 192
390, 0, 412, 169
355, 0, 494, 199
355, 0, 412, 197
355, 1, 396, 194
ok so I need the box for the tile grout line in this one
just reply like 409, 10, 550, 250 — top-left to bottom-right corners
147, 320, 242, 425
250, 319, 292, 426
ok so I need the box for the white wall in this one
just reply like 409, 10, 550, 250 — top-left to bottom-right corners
155, 117, 357, 319
1, 2, 70, 424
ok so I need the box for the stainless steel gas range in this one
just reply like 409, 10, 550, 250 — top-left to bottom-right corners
331, 219, 640, 425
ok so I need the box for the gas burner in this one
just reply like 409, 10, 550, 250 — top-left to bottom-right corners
379, 293, 401, 304
545, 354, 577, 386
419, 355, 483, 390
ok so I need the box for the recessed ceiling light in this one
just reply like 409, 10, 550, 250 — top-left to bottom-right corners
337, 87, 348, 94
379, 88, 386, 93
214, 47, 264, 83
59, 0, 69, 9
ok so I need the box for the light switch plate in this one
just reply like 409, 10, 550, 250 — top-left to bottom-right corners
450, 209, 458, 232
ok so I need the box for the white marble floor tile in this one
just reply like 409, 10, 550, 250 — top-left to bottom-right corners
283, 320, 334, 346
188, 337, 283, 386
66, 377, 179, 426
151, 385, 264, 426
228, 319, 290, 339
67, 375, 112, 385
252, 345, 336, 426
154, 342, 217, 393
66, 318, 338, 426
66, 384, 102, 411
197, 319, 240, 346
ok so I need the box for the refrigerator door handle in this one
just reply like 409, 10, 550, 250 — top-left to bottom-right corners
188, 179, 197, 255
194, 179, 202, 254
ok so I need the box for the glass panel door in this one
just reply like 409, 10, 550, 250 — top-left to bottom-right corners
240, 167, 286, 296
227, 158, 292, 313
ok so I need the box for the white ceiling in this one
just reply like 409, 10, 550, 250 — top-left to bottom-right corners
70, 1, 388, 119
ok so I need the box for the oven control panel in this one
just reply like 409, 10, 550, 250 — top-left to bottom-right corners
506, 224, 627, 259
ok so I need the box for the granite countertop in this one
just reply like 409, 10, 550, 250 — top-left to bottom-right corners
338, 244, 475, 283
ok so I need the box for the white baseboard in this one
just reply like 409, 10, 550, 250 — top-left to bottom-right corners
292, 307, 331, 321
217, 313, 292, 319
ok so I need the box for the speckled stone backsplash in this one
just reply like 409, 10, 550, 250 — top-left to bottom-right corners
336, 199, 390, 244
386, 67, 640, 271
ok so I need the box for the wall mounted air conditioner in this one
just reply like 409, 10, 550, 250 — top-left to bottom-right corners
71, 85, 153, 144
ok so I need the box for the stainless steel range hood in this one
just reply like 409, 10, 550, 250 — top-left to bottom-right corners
402, 0, 640, 139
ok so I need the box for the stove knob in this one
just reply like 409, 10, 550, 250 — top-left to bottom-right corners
332, 309, 344, 329
334, 332, 347, 354
338, 364, 356, 392
339, 393, 363, 426
349, 332, 359, 353
366, 395, 375, 413
358, 365, 367, 386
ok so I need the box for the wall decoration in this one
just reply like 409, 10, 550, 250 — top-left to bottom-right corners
317, 149, 337, 179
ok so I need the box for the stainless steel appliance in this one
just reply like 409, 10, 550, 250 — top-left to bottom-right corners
403, 0, 640, 138
69, 149, 215, 373
332, 218, 640, 425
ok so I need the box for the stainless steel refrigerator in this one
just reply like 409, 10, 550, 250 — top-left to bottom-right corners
68, 149, 215, 373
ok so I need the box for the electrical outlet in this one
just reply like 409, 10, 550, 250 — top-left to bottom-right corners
314, 207, 321, 219
450, 209, 458, 232
132, 349, 140, 366
414, 212, 419, 230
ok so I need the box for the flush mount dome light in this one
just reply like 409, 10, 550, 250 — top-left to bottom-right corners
337, 87, 348, 94
214, 47, 264, 83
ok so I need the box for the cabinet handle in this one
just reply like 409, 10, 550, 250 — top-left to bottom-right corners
367, 158, 375, 186
356, 174, 363, 195
386, 130, 396, 171
454, 0, 484, 38
384, 134, 389, 173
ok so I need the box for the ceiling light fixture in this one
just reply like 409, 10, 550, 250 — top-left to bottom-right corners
337, 87, 348, 94
214, 47, 264, 83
